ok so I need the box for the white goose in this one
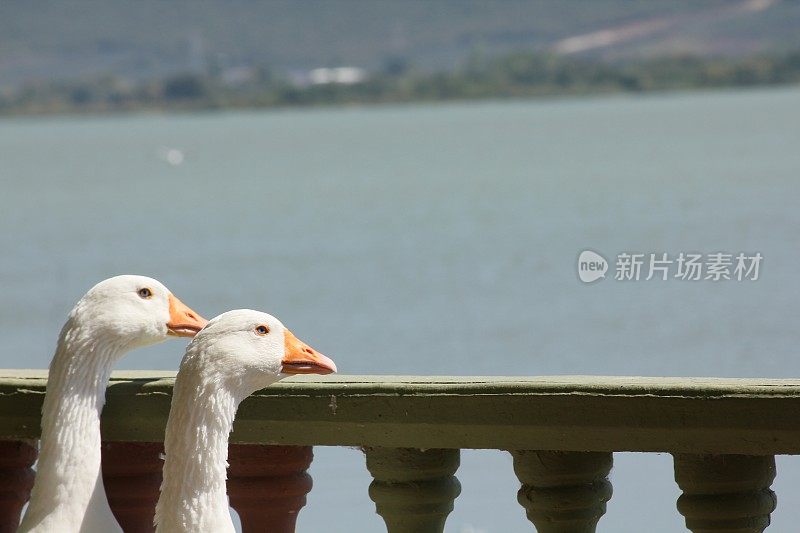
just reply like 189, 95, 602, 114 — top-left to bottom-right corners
19, 275, 207, 533
155, 309, 337, 533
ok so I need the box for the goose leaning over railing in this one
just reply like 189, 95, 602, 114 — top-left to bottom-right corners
155, 310, 336, 533
16, 276, 206, 533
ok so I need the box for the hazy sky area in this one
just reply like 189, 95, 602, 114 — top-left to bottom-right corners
1, 0, 800, 87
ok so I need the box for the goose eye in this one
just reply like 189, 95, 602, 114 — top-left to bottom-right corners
255, 325, 269, 336
137, 287, 153, 299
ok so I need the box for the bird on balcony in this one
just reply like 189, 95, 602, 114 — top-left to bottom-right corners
19, 275, 207, 533
154, 309, 337, 533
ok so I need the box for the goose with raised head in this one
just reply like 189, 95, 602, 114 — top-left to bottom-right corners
154, 309, 337, 533
19, 275, 208, 533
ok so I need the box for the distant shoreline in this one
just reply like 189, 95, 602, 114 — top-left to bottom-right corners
2, 51, 799, 118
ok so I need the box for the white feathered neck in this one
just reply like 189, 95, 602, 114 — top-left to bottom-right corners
155, 309, 334, 533
155, 338, 278, 533
19, 312, 129, 533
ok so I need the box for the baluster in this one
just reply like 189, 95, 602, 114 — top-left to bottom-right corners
101, 442, 163, 533
227, 444, 313, 533
0, 440, 37, 533
510, 450, 613, 533
673, 453, 776, 533
364, 447, 461, 533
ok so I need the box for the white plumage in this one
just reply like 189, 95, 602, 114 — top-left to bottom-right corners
19, 275, 206, 533
155, 309, 336, 533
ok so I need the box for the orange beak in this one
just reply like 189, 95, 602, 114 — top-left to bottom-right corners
166, 294, 208, 337
281, 329, 337, 375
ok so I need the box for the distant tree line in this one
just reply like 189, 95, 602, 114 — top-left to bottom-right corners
2, 50, 800, 115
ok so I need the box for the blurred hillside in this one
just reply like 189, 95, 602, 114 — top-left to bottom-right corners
2, 0, 800, 87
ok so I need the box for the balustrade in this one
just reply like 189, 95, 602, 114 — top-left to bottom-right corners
1, 371, 799, 531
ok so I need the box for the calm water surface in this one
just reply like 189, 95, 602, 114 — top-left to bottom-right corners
1, 87, 799, 532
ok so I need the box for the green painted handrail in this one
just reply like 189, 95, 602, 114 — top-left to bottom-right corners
2, 370, 800, 454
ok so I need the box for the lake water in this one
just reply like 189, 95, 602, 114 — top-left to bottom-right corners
1, 87, 799, 532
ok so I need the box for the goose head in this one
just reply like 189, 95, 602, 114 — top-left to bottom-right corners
71, 275, 208, 350
184, 309, 336, 392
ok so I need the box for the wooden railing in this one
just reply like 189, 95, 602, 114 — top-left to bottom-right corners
2, 371, 800, 532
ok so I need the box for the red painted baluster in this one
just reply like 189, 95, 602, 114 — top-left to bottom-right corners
0, 440, 37, 533
227, 444, 314, 533
101, 442, 163, 533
